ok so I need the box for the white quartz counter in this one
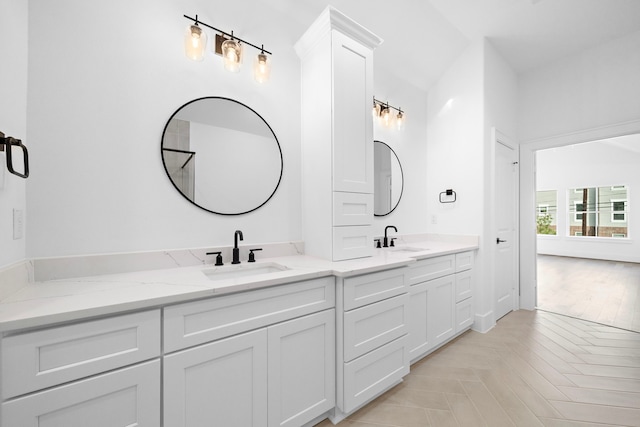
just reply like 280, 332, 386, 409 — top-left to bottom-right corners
0, 239, 477, 332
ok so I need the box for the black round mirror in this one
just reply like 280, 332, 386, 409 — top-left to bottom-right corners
374, 140, 404, 216
161, 97, 283, 215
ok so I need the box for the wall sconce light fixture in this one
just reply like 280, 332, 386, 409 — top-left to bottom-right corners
183, 14, 273, 83
373, 98, 405, 130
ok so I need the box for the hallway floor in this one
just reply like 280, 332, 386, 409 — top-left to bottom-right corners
537, 255, 640, 332
315, 310, 640, 427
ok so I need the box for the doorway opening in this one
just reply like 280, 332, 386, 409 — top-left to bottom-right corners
534, 135, 640, 332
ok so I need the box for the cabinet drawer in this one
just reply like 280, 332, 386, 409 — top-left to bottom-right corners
333, 192, 373, 226
1, 310, 161, 399
333, 226, 374, 261
342, 335, 408, 413
164, 277, 335, 352
455, 251, 474, 272
455, 270, 473, 303
344, 294, 408, 362
2, 360, 160, 427
343, 267, 407, 311
406, 255, 455, 285
456, 297, 474, 332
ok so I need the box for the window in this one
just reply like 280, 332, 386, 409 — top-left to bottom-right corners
611, 199, 627, 222
568, 185, 628, 238
536, 190, 557, 235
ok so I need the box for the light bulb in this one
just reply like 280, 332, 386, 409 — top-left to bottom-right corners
253, 52, 271, 83
184, 24, 207, 61
372, 102, 381, 118
222, 38, 242, 72
396, 110, 405, 130
381, 107, 392, 128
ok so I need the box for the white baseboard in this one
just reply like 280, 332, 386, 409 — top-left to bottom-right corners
472, 311, 495, 333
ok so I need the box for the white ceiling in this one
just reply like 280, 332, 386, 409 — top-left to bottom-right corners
279, 0, 640, 91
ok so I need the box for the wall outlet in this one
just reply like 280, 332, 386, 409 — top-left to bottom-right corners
431, 214, 438, 225
13, 208, 23, 240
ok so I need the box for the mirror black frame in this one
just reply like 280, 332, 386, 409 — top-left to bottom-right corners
161, 97, 283, 215
374, 140, 404, 217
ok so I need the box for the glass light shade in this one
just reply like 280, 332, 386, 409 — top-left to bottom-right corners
253, 53, 271, 83
184, 25, 207, 61
222, 39, 242, 72
372, 102, 381, 118
381, 107, 393, 128
396, 111, 405, 130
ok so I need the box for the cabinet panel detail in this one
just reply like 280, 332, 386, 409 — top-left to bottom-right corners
268, 310, 335, 427
2, 360, 160, 427
455, 270, 473, 303
428, 275, 456, 347
343, 267, 407, 311
332, 226, 374, 261
343, 294, 408, 362
164, 277, 334, 352
332, 31, 373, 194
164, 329, 268, 427
2, 310, 161, 398
455, 251, 474, 272
456, 298, 474, 333
342, 335, 408, 413
408, 281, 430, 361
333, 192, 373, 226
406, 255, 455, 285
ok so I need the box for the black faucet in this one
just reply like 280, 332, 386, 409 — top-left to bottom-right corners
232, 230, 244, 264
383, 225, 397, 248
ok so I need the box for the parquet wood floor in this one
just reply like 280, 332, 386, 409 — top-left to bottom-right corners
537, 255, 640, 332
315, 310, 640, 427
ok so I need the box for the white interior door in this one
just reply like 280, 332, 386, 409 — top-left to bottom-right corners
495, 136, 519, 320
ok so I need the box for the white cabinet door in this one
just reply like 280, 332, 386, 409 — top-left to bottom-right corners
268, 310, 335, 427
428, 275, 456, 348
408, 281, 430, 361
2, 360, 160, 427
164, 329, 268, 427
332, 30, 374, 194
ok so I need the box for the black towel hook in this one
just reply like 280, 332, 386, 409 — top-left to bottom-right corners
0, 131, 29, 179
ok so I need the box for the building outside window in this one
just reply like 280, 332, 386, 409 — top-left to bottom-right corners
568, 186, 628, 238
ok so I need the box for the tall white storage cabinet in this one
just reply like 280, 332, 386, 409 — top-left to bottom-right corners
295, 7, 383, 261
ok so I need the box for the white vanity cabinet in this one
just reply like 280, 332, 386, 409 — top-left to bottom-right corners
295, 7, 383, 261
163, 277, 336, 427
333, 268, 410, 420
1, 310, 162, 426
408, 251, 475, 363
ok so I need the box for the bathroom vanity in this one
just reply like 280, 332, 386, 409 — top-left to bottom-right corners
0, 237, 477, 426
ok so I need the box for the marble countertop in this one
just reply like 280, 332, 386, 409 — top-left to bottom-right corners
0, 239, 478, 333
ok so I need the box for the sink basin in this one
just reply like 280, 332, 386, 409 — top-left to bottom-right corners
202, 262, 290, 281
388, 247, 430, 253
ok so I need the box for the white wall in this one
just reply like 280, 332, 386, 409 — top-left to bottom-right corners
536, 138, 640, 262
25, 0, 303, 258
519, 30, 640, 142
0, 0, 28, 268
519, 30, 640, 309
372, 66, 429, 236
426, 39, 490, 329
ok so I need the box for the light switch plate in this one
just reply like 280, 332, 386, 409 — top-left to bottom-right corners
13, 208, 23, 240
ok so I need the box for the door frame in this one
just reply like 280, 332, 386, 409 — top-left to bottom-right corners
491, 128, 520, 316
518, 119, 640, 310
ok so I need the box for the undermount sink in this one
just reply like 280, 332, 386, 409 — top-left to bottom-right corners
202, 262, 290, 281
388, 246, 430, 253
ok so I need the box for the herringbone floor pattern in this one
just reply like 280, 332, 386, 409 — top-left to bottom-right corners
316, 310, 640, 427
